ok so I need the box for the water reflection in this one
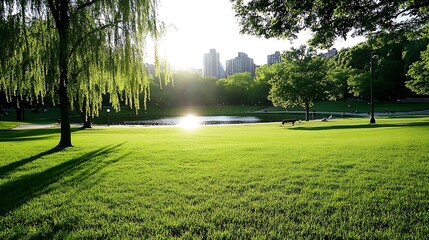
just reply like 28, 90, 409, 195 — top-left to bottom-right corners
122, 115, 260, 126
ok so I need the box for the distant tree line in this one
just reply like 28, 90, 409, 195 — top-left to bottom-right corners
146, 71, 270, 107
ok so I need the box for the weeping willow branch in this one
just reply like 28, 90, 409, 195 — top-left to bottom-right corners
68, 22, 118, 59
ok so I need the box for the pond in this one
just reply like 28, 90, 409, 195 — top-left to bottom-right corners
120, 115, 260, 127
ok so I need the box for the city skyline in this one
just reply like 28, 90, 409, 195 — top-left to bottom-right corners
155, 0, 365, 70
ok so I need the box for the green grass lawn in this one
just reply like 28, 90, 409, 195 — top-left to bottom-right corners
0, 121, 23, 130
1, 117, 429, 239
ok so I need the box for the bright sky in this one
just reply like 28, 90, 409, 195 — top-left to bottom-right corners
155, 0, 365, 70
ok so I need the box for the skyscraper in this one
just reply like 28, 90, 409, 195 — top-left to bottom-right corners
320, 48, 338, 58
267, 51, 282, 65
225, 52, 256, 76
203, 49, 224, 79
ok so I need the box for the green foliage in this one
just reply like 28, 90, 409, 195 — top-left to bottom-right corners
217, 72, 254, 105
406, 28, 429, 95
326, 54, 355, 101
231, 0, 429, 48
326, 66, 351, 101
145, 70, 270, 107
1, 117, 429, 238
149, 72, 218, 106
406, 52, 429, 95
330, 32, 424, 99
266, 46, 328, 120
371, 32, 410, 99
403, 35, 429, 71
0, 17, 55, 105
347, 72, 371, 97
250, 68, 271, 105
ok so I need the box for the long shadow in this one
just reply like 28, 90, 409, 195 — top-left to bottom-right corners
0, 128, 82, 142
0, 147, 63, 177
383, 114, 429, 119
288, 121, 429, 131
0, 143, 124, 216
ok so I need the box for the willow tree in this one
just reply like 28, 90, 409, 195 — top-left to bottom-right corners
67, 15, 165, 129
0, 15, 54, 120
1, 0, 167, 147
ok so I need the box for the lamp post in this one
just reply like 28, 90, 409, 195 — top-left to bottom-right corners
107, 108, 110, 126
370, 54, 376, 124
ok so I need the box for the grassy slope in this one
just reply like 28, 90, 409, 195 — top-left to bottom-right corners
0, 117, 428, 239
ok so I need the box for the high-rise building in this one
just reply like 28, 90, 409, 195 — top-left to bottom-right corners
203, 49, 224, 79
320, 48, 338, 58
225, 52, 256, 76
267, 51, 282, 65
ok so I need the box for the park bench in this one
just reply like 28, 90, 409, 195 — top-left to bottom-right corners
282, 119, 297, 125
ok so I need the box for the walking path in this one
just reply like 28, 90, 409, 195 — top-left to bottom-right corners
12, 123, 80, 130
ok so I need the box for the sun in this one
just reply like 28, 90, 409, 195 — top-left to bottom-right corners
179, 114, 201, 129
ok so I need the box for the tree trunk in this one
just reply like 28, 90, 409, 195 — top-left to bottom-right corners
74, 97, 92, 129
79, 105, 92, 129
305, 103, 310, 121
14, 98, 25, 121
57, 21, 72, 147
15, 107, 23, 121
58, 80, 72, 147
81, 98, 92, 128
82, 116, 92, 129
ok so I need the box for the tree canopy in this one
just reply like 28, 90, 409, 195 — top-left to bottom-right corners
217, 72, 254, 105
231, 0, 429, 48
407, 46, 429, 95
406, 27, 429, 95
261, 46, 328, 121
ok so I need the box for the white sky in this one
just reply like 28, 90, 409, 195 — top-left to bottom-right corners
154, 0, 365, 70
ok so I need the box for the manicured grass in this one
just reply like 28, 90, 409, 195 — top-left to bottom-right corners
1, 117, 429, 238
0, 121, 23, 130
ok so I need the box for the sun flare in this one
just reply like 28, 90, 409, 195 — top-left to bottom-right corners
179, 114, 200, 129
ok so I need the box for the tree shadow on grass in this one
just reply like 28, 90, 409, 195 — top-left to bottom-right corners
288, 121, 429, 131
0, 147, 63, 177
0, 143, 125, 216
383, 114, 429, 119
0, 128, 81, 142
